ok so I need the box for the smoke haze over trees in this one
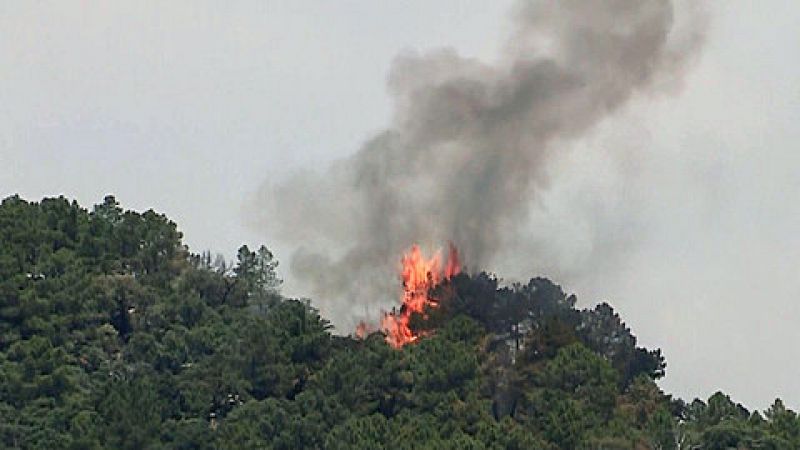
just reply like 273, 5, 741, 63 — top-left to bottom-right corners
252, 0, 707, 328
2, 195, 798, 449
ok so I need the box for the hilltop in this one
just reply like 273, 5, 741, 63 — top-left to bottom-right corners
0, 195, 797, 449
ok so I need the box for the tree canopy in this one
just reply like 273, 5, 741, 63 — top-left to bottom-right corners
0, 195, 796, 449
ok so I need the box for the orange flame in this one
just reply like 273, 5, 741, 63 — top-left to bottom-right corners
380, 243, 461, 348
355, 322, 370, 339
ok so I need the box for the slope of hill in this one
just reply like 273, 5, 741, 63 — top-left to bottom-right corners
0, 195, 797, 449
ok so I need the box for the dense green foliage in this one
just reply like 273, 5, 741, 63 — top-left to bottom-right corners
0, 195, 797, 449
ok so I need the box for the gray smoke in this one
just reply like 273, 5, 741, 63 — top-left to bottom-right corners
252, 0, 706, 329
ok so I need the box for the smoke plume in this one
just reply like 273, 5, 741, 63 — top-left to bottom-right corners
252, 0, 706, 329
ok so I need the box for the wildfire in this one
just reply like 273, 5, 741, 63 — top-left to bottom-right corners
379, 243, 461, 348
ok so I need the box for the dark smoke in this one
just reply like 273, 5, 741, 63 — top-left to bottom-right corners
251, 0, 706, 328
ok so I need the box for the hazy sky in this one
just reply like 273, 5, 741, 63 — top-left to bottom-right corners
2, 1, 799, 411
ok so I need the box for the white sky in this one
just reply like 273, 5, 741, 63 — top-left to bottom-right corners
2, 1, 799, 411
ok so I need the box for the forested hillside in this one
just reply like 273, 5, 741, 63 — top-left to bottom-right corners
0, 195, 797, 449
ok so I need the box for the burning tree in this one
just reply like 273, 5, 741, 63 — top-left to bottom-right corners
362, 244, 460, 348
